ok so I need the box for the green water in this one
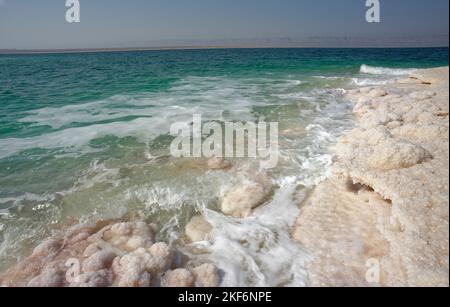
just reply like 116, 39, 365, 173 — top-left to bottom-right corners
0, 48, 448, 284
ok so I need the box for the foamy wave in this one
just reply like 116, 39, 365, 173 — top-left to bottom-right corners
360, 64, 415, 76
351, 78, 391, 86
194, 184, 311, 286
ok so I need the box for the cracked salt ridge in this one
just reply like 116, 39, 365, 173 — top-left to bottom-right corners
294, 67, 450, 287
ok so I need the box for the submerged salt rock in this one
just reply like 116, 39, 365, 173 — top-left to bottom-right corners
192, 264, 221, 287
32, 238, 63, 256
161, 269, 195, 287
207, 157, 232, 170
280, 125, 307, 137
221, 175, 273, 218
96, 221, 155, 252
185, 216, 213, 242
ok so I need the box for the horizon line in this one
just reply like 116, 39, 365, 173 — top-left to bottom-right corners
1, 45, 449, 55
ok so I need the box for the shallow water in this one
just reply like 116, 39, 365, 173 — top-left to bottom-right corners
0, 48, 448, 285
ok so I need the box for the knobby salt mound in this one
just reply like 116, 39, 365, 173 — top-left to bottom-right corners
221, 173, 274, 218
0, 221, 221, 287
294, 67, 449, 287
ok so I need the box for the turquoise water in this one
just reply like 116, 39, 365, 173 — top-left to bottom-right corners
0, 48, 448, 284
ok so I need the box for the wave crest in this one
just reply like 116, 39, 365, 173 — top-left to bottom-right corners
360, 64, 415, 76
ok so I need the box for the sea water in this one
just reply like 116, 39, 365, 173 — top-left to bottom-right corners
0, 48, 448, 285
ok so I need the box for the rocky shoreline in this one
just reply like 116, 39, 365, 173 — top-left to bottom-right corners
293, 67, 449, 287
1, 67, 448, 287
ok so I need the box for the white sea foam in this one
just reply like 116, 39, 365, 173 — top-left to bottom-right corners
360, 64, 416, 76
191, 184, 311, 287
313, 76, 345, 80
351, 77, 391, 86
0, 117, 170, 159
8, 76, 271, 158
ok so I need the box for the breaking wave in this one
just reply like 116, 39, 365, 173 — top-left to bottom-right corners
360, 64, 416, 76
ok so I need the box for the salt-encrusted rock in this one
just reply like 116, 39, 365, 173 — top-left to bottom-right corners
110, 242, 174, 287
161, 269, 195, 287
192, 264, 221, 287
393, 124, 449, 141
82, 250, 116, 273
294, 67, 450, 287
336, 127, 432, 171
359, 87, 373, 94
185, 216, 213, 242
63, 227, 96, 245
0, 220, 219, 288
149, 242, 171, 257
148, 242, 174, 272
83, 243, 103, 258
207, 157, 232, 170
346, 89, 361, 96
368, 88, 388, 98
113, 252, 152, 288
70, 270, 113, 287
28, 267, 66, 287
366, 138, 432, 171
221, 175, 273, 218
353, 100, 373, 116
92, 221, 155, 252
409, 90, 436, 100
397, 77, 424, 85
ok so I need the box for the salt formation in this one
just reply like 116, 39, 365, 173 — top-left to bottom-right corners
294, 67, 449, 287
221, 173, 274, 218
161, 269, 195, 287
185, 216, 213, 242
0, 221, 221, 287
160, 263, 220, 287
191, 263, 221, 287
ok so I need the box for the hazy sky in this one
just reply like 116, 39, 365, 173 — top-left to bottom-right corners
0, 0, 448, 49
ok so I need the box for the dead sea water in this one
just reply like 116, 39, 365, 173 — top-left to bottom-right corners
0, 48, 448, 285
